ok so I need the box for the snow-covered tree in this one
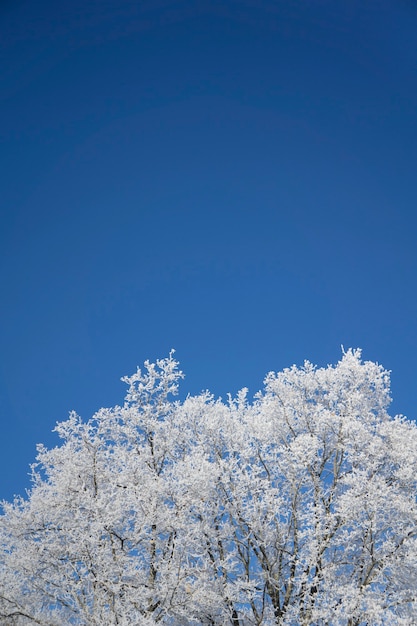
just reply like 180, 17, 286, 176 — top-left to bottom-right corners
1, 350, 417, 625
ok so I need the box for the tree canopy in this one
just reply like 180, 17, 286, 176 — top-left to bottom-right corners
1, 350, 416, 625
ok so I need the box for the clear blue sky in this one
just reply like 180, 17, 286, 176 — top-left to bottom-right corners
1, 0, 416, 502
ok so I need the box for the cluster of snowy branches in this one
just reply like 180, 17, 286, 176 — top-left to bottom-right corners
1, 350, 417, 625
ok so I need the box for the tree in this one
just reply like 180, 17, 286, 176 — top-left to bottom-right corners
1, 350, 417, 625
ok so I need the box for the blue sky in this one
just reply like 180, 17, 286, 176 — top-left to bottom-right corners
1, 0, 417, 502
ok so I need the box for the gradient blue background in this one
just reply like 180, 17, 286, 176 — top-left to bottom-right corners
1, 0, 417, 501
